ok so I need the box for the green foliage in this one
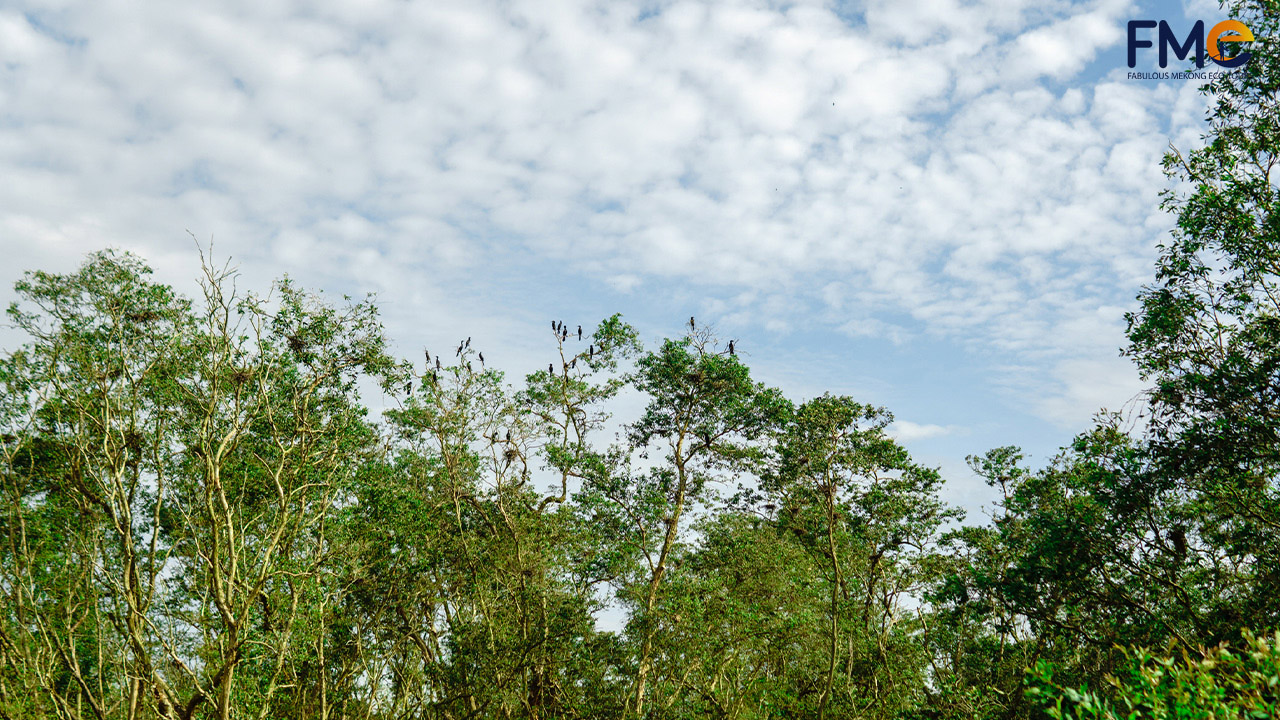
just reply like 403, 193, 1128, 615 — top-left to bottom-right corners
1125, 0, 1280, 637
1029, 630, 1280, 720
6, 20, 1280, 712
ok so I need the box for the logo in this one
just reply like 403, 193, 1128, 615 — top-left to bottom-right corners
1127, 19, 1254, 69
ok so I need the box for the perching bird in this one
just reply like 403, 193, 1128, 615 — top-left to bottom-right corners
552, 320, 558, 331
570, 358, 577, 369
466, 361, 472, 373
465, 337, 471, 348
424, 349, 430, 363
549, 362, 554, 375
1170, 526, 1188, 564
456, 343, 463, 356
562, 328, 568, 342
689, 316, 695, 330
577, 325, 582, 340
436, 358, 442, 370
478, 352, 485, 366
589, 344, 594, 358
728, 340, 735, 356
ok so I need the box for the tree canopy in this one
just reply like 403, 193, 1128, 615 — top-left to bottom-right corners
3, 1, 1279, 718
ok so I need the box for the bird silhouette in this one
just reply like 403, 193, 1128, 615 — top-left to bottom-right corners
577, 325, 583, 340
436, 358, 442, 370
552, 320, 558, 331
466, 361, 472, 373
424, 349, 430, 363
728, 340, 735, 356
465, 336, 471, 348
570, 358, 577, 369
1171, 526, 1188, 564
689, 316, 695, 330
456, 343, 463, 356
478, 352, 485, 366
589, 344, 594, 358
562, 328, 568, 342
549, 362, 554, 375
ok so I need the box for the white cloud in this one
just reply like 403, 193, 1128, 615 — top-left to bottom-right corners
0, 0, 1210, 434
890, 421, 964, 442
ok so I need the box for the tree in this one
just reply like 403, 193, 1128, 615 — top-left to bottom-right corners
768, 395, 957, 720
613, 331, 791, 719
0, 250, 398, 720
1125, 0, 1280, 639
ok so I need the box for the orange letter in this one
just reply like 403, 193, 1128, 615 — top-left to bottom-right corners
1207, 20, 1253, 64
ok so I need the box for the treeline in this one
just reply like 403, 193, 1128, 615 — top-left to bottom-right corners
3, 1, 1280, 718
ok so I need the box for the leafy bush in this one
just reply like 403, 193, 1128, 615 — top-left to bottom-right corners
1028, 630, 1280, 719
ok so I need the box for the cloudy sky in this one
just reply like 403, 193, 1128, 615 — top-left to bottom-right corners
0, 0, 1236, 514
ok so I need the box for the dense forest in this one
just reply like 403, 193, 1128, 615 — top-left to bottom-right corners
3, 2, 1280, 718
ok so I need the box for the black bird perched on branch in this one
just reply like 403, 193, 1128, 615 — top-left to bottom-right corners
1170, 525, 1188, 565
552, 320, 558, 331
456, 343, 463, 356
549, 362, 554, 375
424, 349, 430, 363
728, 340, 735, 356
478, 352, 485, 366
689, 316, 695, 331
589, 345, 594, 358
577, 325, 582, 340
465, 337, 471, 348
436, 358, 441, 370
570, 358, 577, 369
466, 361, 472, 373
562, 328, 568, 342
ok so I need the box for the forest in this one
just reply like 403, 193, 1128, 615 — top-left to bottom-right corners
2, 2, 1279, 719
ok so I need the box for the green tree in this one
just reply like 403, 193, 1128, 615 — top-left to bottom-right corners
1125, 0, 1280, 636
768, 395, 958, 719
612, 331, 791, 719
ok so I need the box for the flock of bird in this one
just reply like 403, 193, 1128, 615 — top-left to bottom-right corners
409, 315, 736, 397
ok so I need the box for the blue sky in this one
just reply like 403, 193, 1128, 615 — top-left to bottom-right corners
0, 0, 1239, 517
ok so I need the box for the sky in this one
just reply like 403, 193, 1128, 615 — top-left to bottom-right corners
0, 0, 1240, 518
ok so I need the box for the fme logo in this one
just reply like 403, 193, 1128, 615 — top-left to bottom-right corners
1127, 20, 1254, 68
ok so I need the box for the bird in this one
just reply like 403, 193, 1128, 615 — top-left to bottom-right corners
431, 370, 438, 383
570, 358, 577, 369
689, 316, 695, 330
478, 352, 485, 367
1171, 526, 1188, 564
552, 320, 558, 331
466, 361, 472, 373
456, 343, 463, 356
561, 328, 568, 342
436, 358, 441, 370
549, 362, 554, 375
577, 325, 583, 340
728, 340, 735, 356
589, 344, 594, 358
404, 382, 412, 395
465, 336, 471, 348
424, 349, 430, 363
